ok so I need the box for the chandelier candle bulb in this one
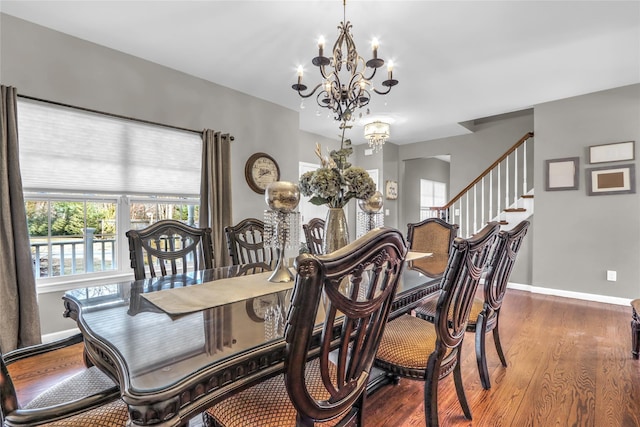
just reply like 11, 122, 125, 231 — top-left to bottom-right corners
372, 38, 379, 58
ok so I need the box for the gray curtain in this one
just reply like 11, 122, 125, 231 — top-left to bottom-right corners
199, 129, 233, 267
0, 86, 41, 352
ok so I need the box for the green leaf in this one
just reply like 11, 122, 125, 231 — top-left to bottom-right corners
309, 196, 329, 206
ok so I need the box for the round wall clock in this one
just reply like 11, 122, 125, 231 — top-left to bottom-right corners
244, 152, 281, 194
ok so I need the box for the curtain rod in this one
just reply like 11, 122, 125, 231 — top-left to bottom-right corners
17, 93, 234, 140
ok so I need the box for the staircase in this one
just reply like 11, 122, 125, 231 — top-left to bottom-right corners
428, 132, 534, 237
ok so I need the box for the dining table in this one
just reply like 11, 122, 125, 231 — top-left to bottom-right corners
62, 256, 441, 427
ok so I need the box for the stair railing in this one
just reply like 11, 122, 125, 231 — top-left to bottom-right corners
429, 132, 534, 237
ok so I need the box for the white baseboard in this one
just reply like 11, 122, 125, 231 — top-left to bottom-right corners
508, 282, 632, 306
41, 327, 81, 344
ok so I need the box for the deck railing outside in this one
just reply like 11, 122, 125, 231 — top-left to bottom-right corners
31, 228, 116, 277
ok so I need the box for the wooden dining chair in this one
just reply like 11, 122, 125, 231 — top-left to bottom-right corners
632, 299, 640, 359
406, 217, 459, 278
414, 220, 530, 389
302, 217, 325, 255
0, 334, 129, 426
204, 227, 408, 427
224, 218, 275, 271
374, 222, 500, 427
126, 219, 214, 280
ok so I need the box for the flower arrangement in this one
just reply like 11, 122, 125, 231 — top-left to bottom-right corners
299, 131, 376, 209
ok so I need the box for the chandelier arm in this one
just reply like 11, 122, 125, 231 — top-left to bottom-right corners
362, 67, 378, 82
318, 64, 332, 81
315, 91, 344, 121
372, 86, 392, 96
296, 83, 326, 99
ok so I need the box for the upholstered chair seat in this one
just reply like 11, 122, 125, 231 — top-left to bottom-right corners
206, 360, 343, 427
1, 335, 129, 427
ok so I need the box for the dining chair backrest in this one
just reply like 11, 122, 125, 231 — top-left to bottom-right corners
434, 221, 500, 353
302, 217, 325, 255
224, 218, 275, 271
285, 227, 408, 425
126, 220, 214, 280
406, 217, 459, 278
407, 217, 459, 253
482, 220, 530, 314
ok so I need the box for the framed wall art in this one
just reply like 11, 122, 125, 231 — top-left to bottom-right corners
586, 163, 635, 196
588, 141, 635, 164
545, 157, 579, 191
385, 180, 398, 200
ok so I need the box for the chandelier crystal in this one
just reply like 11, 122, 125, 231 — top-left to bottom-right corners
292, 0, 398, 123
364, 121, 390, 152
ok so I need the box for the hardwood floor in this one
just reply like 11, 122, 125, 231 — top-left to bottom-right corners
7, 290, 640, 426
366, 290, 640, 427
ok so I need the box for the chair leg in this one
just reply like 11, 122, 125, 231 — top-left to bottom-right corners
475, 312, 491, 390
453, 349, 472, 420
424, 352, 441, 427
493, 312, 508, 367
632, 312, 640, 360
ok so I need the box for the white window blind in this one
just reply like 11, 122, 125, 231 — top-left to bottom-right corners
17, 99, 202, 197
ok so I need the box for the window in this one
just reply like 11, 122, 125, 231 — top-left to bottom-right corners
18, 98, 202, 288
26, 196, 118, 278
420, 179, 447, 220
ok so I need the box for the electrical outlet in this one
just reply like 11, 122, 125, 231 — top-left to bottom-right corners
607, 270, 617, 281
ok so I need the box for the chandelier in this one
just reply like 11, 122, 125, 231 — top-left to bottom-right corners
364, 121, 390, 152
292, 0, 398, 123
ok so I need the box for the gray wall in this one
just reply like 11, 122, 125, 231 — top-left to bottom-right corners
533, 84, 640, 299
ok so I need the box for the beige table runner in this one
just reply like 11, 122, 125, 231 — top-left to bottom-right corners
142, 271, 295, 315
143, 254, 429, 316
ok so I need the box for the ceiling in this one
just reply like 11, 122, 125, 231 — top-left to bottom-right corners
1, 1, 639, 146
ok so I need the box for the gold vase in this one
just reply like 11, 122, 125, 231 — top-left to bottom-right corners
323, 208, 349, 254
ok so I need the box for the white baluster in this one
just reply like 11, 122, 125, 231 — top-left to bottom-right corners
497, 162, 501, 221
523, 138, 528, 194
505, 155, 510, 210
514, 149, 519, 203
465, 193, 469, 238
481, 177, 485, 228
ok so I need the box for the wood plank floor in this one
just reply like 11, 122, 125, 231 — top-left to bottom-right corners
8, 289, 640, 426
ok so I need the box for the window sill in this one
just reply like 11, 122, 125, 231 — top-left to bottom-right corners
36, 272, 135, 294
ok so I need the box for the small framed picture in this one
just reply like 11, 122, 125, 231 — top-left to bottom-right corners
385, 180, 398, 200
588, 141, 635, 164
586, 164, 635, 196
545, 157, 579, 191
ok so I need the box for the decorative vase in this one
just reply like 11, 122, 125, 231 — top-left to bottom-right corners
323, 208, 349, 254
264, 181, 300, 283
